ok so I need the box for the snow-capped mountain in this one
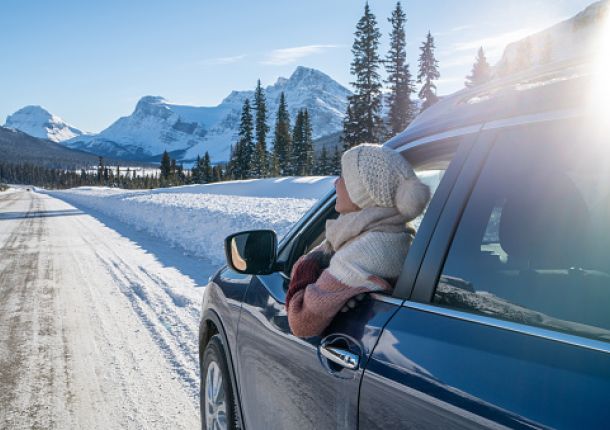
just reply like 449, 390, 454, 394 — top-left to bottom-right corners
66, 67, 351, 162
5, 105, 86, 143
494, 0, 609, 75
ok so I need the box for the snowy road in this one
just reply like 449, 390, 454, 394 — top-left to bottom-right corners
0, 190, 205, 429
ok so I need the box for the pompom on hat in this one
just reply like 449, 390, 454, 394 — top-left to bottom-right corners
340, 143, 431, 220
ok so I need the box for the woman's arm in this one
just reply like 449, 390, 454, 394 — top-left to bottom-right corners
286, 231, 409, 337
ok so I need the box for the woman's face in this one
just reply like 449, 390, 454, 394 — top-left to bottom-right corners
335, 176, 360, 214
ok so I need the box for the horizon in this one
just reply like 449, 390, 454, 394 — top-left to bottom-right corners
1, 0, 595, 133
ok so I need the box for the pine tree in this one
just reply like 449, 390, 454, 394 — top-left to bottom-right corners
302, 109, 314, 175
177, 162, 186, 185
194, 154, 210, 184
291, 109, 304, 175
192, 155, 202, 183
343, 2, 383, 148
230, 142, 241, 180
417, 31, 440, 111
170, 159, 177, 185
202, 151, 213, 182
385, 1, 415, 137
290, 108, 314, 176
342, 105, 359, 150
331, 146, 342, 175
465, 47, 492, 88
160, 151, 171, 180
253, 80, 269, 177
233, 99, 254, 179
272, 92, 292, 176
317, 146, 329, 175
227, 144, 235, 179
97, 156, 104, 183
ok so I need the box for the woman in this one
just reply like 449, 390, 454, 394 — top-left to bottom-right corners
285, 143, 431, 337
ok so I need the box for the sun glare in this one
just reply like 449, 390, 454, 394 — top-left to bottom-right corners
584, 4, 610, 162
590, 6, 610, 107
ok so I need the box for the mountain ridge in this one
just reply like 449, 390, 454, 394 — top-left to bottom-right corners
65, 66, 351, 162
0, 126, 145, 169
5, 106, 86, 143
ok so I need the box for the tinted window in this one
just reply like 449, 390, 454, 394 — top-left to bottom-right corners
434, 123, 610, 342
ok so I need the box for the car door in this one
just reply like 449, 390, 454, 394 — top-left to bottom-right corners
233, 192, 403, 430
234, 134, 468, 430
359, 120, 610, 429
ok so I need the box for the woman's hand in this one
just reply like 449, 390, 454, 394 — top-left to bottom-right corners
340, 293, 366, 313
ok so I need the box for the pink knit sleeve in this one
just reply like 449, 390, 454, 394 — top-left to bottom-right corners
287, 270, 370, 337
286, 233, 401, 337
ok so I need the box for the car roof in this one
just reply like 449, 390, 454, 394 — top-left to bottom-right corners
384, 60, 594, 152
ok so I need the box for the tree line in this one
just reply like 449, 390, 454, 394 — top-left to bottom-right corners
224, 86, 342, 181
0, 158, 167, 190
341, 1, 508, 149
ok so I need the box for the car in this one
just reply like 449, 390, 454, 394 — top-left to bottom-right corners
198, 60, 610, 430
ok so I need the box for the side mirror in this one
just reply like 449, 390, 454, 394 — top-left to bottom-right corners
224, 230, 278, 275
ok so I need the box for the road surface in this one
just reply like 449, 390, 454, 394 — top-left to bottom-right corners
0, 190, 202, 429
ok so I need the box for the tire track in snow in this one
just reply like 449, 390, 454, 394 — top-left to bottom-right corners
78, 227, 202, 408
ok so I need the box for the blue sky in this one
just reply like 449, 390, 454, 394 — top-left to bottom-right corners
1, 0, 594, 133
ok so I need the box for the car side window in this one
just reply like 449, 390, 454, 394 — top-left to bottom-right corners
433, 125, 610, 342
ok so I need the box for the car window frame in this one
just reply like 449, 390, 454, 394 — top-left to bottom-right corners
392, 134, 480, 299
408, 128, 499, 303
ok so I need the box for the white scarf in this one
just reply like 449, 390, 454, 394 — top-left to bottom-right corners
324, 207, 413, 252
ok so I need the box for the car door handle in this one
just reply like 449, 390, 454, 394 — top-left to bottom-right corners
319, 344, 360, 370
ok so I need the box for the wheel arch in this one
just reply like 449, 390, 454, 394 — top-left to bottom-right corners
199, 309, 245, 429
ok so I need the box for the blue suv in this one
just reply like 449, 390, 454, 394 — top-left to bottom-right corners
199, 62, 610, 430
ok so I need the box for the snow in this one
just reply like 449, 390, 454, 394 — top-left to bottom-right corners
46, 176, 336, 266
4, 105, 85, 142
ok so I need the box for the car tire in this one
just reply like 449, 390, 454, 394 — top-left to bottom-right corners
201, 334, 237, 430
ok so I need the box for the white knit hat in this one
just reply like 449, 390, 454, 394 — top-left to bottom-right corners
341, 143, 431, 220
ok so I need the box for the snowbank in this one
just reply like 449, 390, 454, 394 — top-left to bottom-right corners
1, 186, 19, 194
48, 177, 335, 265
